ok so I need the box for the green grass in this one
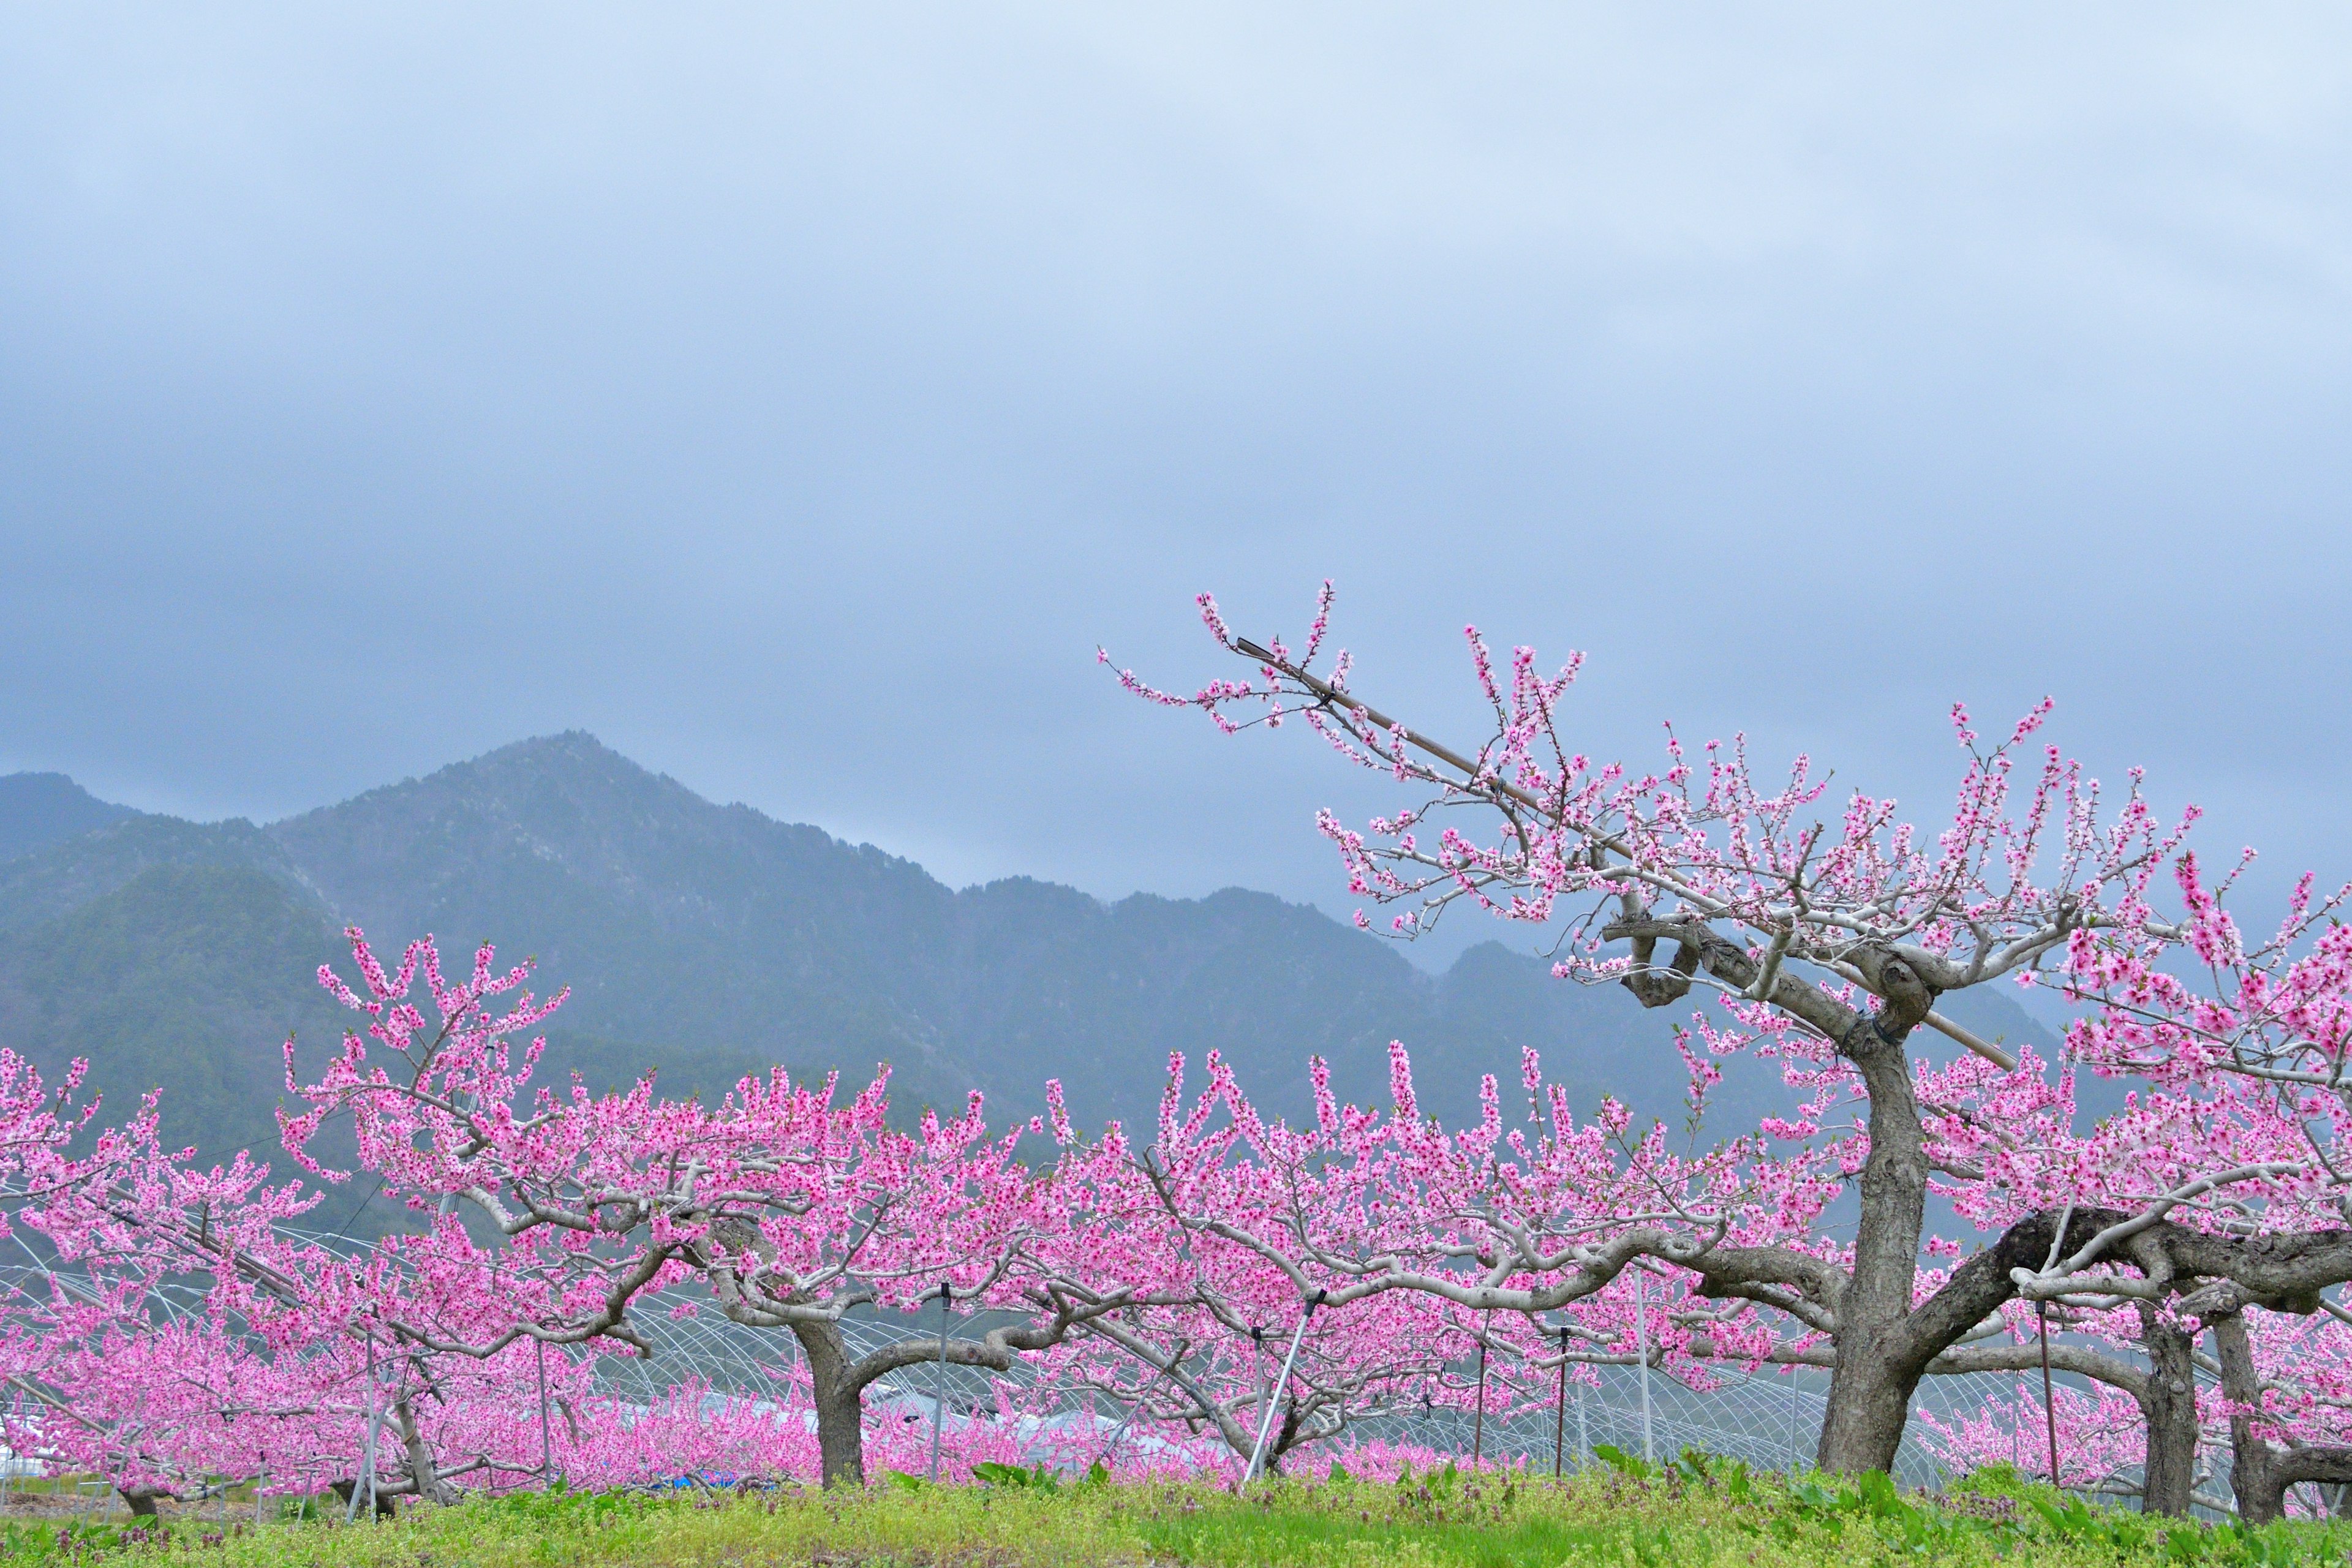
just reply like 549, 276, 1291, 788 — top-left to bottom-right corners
4, 1459, 2343, 1567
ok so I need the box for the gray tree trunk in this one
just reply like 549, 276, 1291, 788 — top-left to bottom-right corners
791, 1319, 868, 1488
327, 1479, 398, 1519
2136, 1306, 2199, 1517
392, 1400, 456, 1506
1814, 973, 1936, 1475
2216, 1312, 2276, 1521
2213, 1313, 2352, 1525
1609, 923, 1948, 1477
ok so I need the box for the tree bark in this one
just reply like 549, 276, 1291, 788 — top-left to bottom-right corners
1815, 1007, 1935, 1473
1773, 951, 1939, 1475
1606, 921, 1942, 1475
1603, 914, 2352, 1482
2136, 1304, 2199, 1518
1603, 908, 2349, 1483
744, 1287, 1118, 1488
116, 1487, 167, 1518
2212, 1312, 2352, 1524
327, 1479, 398, 1519
1689, 1209, 2131, 1479
2214, 1311, 2278, 1521
791, 1319, 869, 1488
2256, 1451, 2352, 1525
391, 1399, 456, 1507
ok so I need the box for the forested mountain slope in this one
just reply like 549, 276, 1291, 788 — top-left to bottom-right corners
0, 736, 2062, 1178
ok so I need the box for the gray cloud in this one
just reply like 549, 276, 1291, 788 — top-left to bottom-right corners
3, 4, 2349, 962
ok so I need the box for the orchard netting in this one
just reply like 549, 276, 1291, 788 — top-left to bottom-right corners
0, 1236, 2193, 1504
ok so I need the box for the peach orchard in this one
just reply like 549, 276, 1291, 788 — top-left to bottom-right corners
4, 588, 2352, 1523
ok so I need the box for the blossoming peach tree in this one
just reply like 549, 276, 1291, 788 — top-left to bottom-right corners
1106, 582, 2352, 1496
273, 929, 1144, 1488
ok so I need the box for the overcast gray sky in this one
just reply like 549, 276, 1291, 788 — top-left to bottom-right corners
4, 5, 2349, 961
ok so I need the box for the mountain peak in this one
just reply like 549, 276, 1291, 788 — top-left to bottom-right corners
409, 730, 659, 794
0, 772, 139, 864
271, 730, 683, 831
468, 730, 631, 769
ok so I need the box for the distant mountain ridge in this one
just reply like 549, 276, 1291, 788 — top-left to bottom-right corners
0, 736, 2064, 1186
0, 772, 138, 865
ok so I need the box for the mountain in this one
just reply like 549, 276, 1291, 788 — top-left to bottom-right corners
0, 741, 2064, 1192
0, 773, 137, 864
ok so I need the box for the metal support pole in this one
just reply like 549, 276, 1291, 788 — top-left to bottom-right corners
1789, 1368, 1801, 1474
1250, 1324, 1266, 1444
2038, 1302, 2061, 1488
363, 1373, 382, 1521
929, 1283, 951, 1483
1471, 1323, 1489, 1469
1243, 1293, 1322, 1484
1093, 1363, 1170, 1474
346, 1336, 381, 1524
1577, 1381, 1588, 1468
366, 1398, 382, 1518
537, 1340, 554, 1490
1553, 1325, 1569, 1479
1635, 1274, 1654, 1464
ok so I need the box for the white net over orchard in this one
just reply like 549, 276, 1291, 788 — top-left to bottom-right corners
0, 1239, 2143, 1499
614, 1289, 2050, 1492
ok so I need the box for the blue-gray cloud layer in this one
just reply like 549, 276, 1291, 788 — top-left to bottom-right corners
4, 5, 2348, 954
